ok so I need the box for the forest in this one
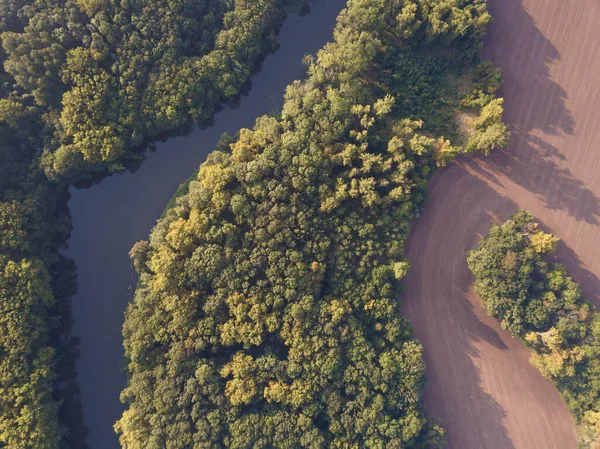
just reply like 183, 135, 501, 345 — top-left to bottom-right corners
3, 0, 295, 181
0, 0, 299, 447
118, 1, 508, 447
468, 211, 600, 446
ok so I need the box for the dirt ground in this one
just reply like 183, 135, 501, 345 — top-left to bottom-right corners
401, 0, 600, 447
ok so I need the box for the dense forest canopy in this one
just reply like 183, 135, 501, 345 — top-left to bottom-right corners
0, 1, 301, 447
1, 0, 296, 181
0, 59, 71, 449
119, 1, 508, 447
468, 211, 600, 446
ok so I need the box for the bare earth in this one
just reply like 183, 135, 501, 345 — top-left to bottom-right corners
401, 0, 600, 447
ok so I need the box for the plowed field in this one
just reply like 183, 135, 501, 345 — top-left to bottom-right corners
402, 0, 600, 447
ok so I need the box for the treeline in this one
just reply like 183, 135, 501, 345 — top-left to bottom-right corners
0, 1, 302, 447
119, 1, 507, 447
1, 0, 296, 181
0, 65, 74, 448
468, 211, 600, 446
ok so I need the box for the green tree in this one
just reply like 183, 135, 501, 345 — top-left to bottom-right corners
468, 211, 600, 444
118, 1, 503, 447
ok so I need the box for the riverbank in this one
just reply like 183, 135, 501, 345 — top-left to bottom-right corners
65, 2, 348, 448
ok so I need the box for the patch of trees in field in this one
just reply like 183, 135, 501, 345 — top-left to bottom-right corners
119, 1, 508, 447
0, 1, 300, 447
468, 211, 600, 446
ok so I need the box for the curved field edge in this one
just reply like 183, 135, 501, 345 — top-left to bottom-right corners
400, 0, 600, 446
120, 1, 508, 447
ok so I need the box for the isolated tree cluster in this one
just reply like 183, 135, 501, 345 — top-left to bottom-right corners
468, 211, 600, 445
119, 1, 507, 448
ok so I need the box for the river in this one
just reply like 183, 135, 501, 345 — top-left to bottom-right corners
65, 2, 347, 447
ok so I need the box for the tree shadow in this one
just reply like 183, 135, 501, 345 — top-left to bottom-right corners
408, 271, 515, 445
422, 341, 515, 449
403, 2, 593, 445
552, 240, 600, 307
483, 0, 574, 137
49, 255, 91, 449
479, 0, 600, 225
402, 170, 518, 448
464, 156, 600, 306
441, 196, 517, 449
404, 157, 581, 447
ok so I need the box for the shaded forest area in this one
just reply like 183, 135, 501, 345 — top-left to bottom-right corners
120, 1, 508, 448
0, 0, 304, 447
468, 211, 600, 447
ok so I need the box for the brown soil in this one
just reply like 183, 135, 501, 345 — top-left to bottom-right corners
401, 0, 600, 447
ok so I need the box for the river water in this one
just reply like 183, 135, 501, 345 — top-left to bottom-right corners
66, 2, 347, 448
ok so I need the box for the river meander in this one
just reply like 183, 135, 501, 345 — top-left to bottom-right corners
65, 2, 347, 447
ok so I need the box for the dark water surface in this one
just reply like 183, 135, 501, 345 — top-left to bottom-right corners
66, 2, 347, 448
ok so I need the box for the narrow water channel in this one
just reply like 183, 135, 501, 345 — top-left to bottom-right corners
65, 2, 347, 447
